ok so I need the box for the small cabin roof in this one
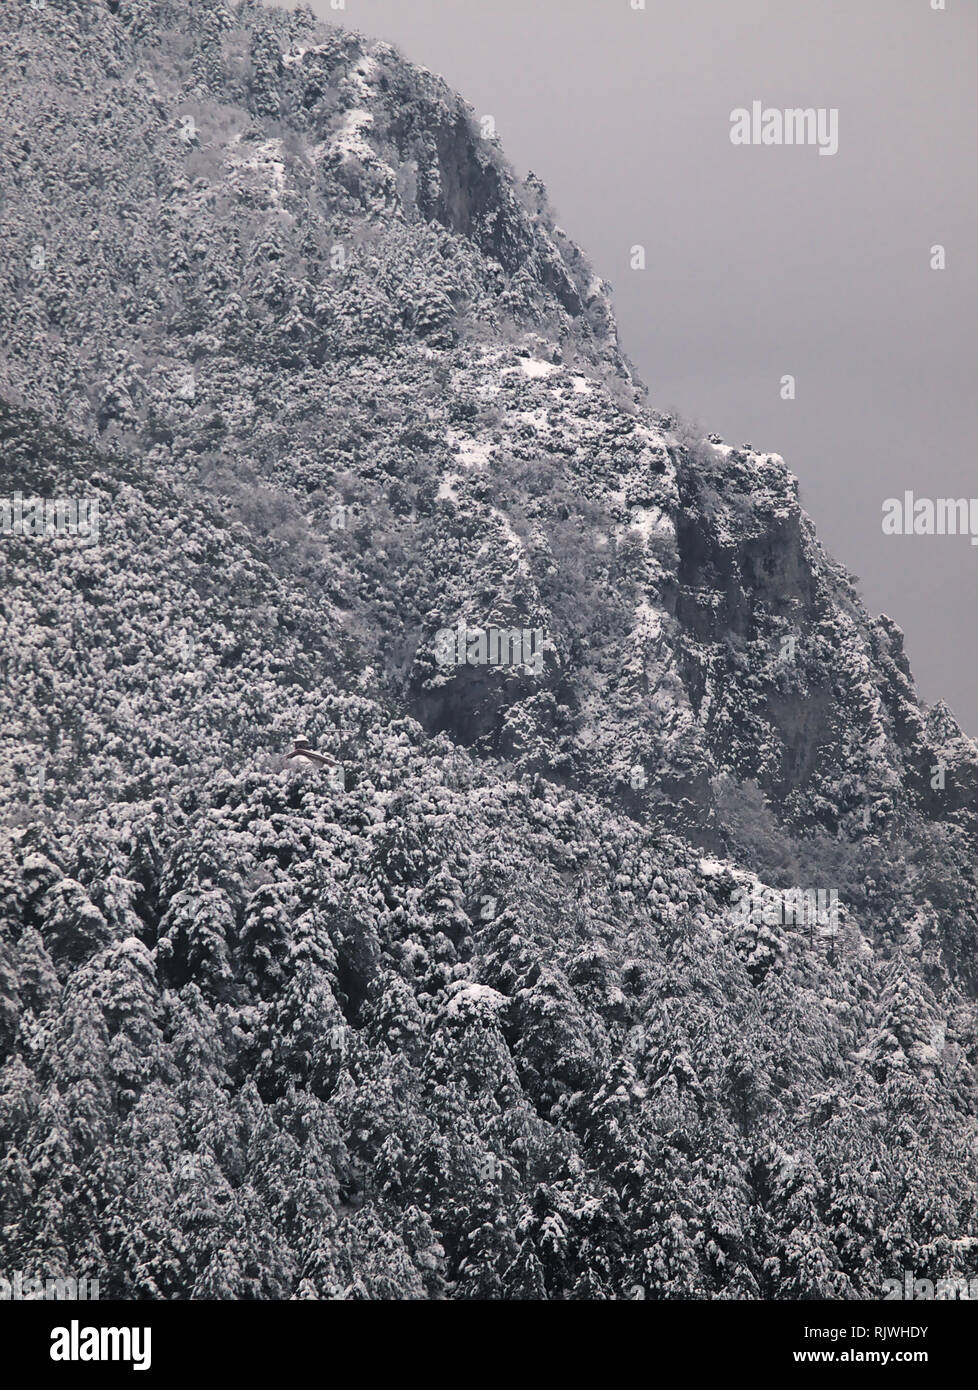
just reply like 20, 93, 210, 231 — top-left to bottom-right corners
286, 744, 339, 768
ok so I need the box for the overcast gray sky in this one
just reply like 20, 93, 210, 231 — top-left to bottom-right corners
292, 0, 978, 731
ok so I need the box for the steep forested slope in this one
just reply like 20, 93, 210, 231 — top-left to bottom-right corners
1, 0, 977, 1299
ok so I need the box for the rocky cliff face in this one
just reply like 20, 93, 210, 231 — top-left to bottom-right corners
2, 0, 978, 1300
5, 1, 974, 844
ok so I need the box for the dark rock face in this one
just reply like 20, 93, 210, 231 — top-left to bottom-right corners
1, 0, 978, 1301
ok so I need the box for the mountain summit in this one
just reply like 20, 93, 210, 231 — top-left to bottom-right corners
1, 0, 977, 1300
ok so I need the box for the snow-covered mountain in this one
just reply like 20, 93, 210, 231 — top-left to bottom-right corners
1, 0, 977, 1299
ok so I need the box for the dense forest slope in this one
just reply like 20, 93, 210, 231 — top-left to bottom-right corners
1, 0, 977, 1298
